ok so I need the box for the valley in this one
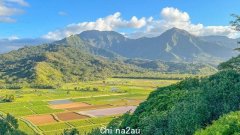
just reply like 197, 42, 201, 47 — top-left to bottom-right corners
0, 77, 180, 134
1, 1, 240, 134
0, 27, 239, 135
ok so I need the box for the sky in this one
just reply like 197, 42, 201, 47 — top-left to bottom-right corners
0, 0, 240, 40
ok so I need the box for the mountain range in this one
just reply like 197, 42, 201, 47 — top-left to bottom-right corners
0, 28, 238, 86
79, 28, 238, 65
1, 28, 238, 63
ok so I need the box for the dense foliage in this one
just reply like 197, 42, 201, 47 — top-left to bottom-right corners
62, 128, 80, 135
0, 36, 137, 87
218, 55, 240, 71
195, 111, 240, 135
89, 69, 240, 135
125, 59, 217, 74
0, 94, 15, 103
0, 113, 26, 135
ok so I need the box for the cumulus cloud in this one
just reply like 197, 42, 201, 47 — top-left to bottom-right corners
0, 0, 29, 23
141, 7, 238, 38
43, 12, 148, 40
43, 7, 239, 40
161, 7, 189, 22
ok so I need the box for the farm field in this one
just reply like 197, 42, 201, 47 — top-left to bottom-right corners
0, 77, 180, 134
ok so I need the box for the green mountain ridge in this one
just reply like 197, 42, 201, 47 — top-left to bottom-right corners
0, 28, 224, 86
0, 40, 136, 86
79, 28, 238, 65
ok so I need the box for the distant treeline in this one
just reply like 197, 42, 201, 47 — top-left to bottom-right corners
112, 76, 183, 80
113, 72, 205, 80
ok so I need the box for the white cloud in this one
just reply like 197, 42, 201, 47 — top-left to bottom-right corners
0, 16, 15, 22
7, 35, 19, 40
43, 12, 148, 40
141, 7, 239, 38
43, 7, 239, 40
127, 7, 239, 39
0, 3, 23, 16
6, 0, 29, 6
0, 0, 28, 23
161, 7, 189, 22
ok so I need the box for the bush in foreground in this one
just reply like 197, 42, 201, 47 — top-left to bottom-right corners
195, 111, 240, 135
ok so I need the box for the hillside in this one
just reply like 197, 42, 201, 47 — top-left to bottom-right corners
218, 54, 240, 71
90, 54, 240, 135
0, 38, 137, 87
124, 59, 217, 74
0, 31, 220, 87
200, 35, 239, 49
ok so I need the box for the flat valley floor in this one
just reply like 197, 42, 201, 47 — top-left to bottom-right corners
0, 78, 179, 135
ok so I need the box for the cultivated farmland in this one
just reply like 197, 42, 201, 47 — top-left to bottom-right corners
0, 78, 180, 134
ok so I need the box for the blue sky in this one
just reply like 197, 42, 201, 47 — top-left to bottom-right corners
0, 0, 240, 40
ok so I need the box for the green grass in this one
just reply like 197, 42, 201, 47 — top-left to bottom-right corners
0, 101, 64, 116
2, 107, 34, 116
88, 117, 115, 124
38, 122, 71, 131
77, 124, 105, 134
18, 120, 36, 135
37, 116, 114, 134
28, 105, 63, 114
68, 119, 92, 127
0, 77, 180, 134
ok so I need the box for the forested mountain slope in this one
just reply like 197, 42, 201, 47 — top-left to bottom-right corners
90, 54, 240, 135
0, 37, 136, 87
218, 54, 240, 71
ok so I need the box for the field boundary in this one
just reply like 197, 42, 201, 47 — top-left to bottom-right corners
19, 118, 44, 135
51, 113, 61, 122
45, 93, 127, 102
0, 110, 6, 116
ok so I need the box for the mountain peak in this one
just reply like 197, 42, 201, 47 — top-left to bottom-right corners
79, 30, 127, 48
79, 30, 125, 38
166, 27, 190, 35
158, 27, 193, 40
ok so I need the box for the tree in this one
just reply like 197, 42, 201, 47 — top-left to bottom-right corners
230, 14, 240, 51
0, 113, 26, 135
6, 113, 19, 129
230, 14, 240, 31
2, 94, 15, 102
92, 87, 99, 92
195, 111, 240, 135
63, 128, 80, 135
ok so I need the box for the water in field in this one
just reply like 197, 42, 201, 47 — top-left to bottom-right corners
48, 99, 73, 105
